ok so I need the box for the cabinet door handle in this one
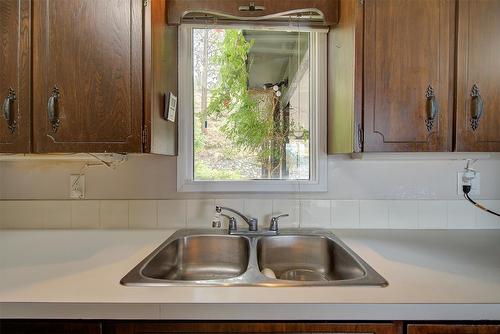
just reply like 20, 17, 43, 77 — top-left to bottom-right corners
2, 88, 17, 134
425, 85, 438, 132
238, 2, 265, 12
47, 86, 61, 133
470, 84, 483, 131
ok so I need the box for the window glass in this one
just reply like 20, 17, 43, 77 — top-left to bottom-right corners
192, 28, 311, 181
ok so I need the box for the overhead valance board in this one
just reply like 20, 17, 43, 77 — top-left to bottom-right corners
167, 0, 339, 26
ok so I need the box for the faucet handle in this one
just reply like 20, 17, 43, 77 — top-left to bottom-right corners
213, 213, 236, 230
212, 219, 222, 228
212, 211, 222, 228
228, 217, 237, 232
269, 214, 289, 232
248, 218, 258, 231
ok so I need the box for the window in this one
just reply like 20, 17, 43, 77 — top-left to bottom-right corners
178, 24, 327, 192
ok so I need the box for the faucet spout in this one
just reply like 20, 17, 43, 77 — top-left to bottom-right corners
216, 206, 258, 231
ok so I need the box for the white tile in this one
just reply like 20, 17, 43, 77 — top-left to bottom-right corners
71, 200, 100, 229
41, 201, 71, 229
243, 199, 273, 227
475, 200, 500, 229
388, 201, 418, 229
447, 200, 476, 229
418, 200, 447, 229
186, 199, 215, 228
158, 200, 186, 229
215, 199, 244, 229
100, 200, 129, 229
272, 199, 300, 228
129, 200, 158, 229
0, 201, 44, 229
331, 200, 359, 229
359, 200, 389, 228
300, 200, 331, 228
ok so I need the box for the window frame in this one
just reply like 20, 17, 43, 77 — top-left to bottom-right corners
177, 24, 328, 192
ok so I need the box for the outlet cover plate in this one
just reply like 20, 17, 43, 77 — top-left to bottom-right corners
70, 174, 86, 199
457, 171, 480, 196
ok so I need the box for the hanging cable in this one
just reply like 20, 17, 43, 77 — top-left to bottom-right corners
463, 192, 500, 217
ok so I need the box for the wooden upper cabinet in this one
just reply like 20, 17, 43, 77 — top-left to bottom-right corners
456, 0, 500, 152
0, 0, 30, 153
32, 0, 143, 153
167, 0, 339, 25
362, 0, 455, 152
143, 0, 178, 155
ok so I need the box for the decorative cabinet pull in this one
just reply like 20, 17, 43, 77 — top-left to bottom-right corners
47, 86, 61, 133
470, 84, 483, 131
238, 2, 265, 12
425, 85, 438, 132
2, 88, 17, 134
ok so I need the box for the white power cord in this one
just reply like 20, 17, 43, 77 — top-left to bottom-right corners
461, 159, 499, 218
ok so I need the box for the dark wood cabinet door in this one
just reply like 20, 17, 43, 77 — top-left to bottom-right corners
456, 0, 500, 152
363, 0, 455, 152
0, 0, 30, 153
32, 0, 143, 153
103, 322, 401, 334
0, 320, 102, 334
408, 324, 500, 334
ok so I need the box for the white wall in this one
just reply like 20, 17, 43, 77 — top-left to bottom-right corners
1, 154, 499, 200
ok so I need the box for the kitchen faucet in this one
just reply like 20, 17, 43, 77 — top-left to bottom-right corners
214, 206, 289, 235
215, 205, 258, 231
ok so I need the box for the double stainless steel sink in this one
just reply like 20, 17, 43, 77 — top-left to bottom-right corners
121, 229, 388, 287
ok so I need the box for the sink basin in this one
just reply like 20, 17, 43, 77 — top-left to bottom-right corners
257, 235, 365, 282
142, 235, 249, 281
121, 229, 387, 287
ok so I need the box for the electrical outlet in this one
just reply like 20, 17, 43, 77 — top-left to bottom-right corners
457, 171, 480, 195
70, 174, 85, 199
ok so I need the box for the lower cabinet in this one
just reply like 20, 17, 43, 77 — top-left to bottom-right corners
2, 321, 500, 334
0, 320, 101, 334
103, 322, 401, 334
0, 321, 401, 334
407, 324, 500, 334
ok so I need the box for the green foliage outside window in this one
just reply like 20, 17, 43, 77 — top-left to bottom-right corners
201, 30, 286, 175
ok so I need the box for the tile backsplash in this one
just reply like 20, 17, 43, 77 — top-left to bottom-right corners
0, 199, 498, 230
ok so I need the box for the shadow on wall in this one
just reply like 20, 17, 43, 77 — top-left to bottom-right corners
0, 154, 500, 200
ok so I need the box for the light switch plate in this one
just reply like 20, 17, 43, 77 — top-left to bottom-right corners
457, 171, 480, 195
70, 174, 85, 199
164, 92, 177, 122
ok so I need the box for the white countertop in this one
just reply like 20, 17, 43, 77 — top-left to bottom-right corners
1, 229, 499, 320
